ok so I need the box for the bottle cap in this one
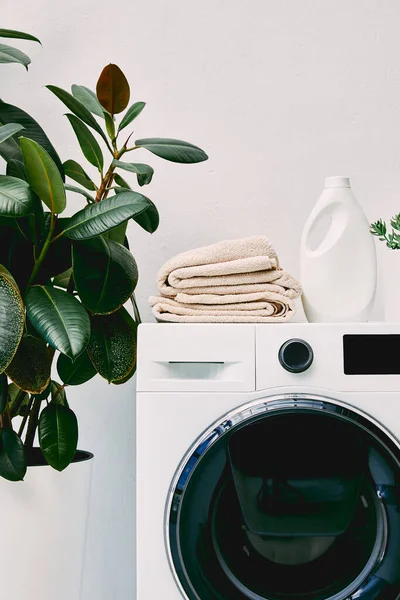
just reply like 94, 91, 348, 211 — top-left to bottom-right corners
324, 176, 351, 188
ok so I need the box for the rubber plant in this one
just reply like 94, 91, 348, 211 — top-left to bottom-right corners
0, 29, 208, 481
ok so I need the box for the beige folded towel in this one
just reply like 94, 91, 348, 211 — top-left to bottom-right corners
151, 235, 302, 323
149, 294, 296, 323
158, 236, 279, 296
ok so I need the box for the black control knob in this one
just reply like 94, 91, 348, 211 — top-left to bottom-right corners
278, 338, 314, 373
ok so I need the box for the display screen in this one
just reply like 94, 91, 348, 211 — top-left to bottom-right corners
343, 334, 400, 375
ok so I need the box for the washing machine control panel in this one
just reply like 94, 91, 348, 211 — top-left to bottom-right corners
278, 338, 314, 373
343, 334, 400, 375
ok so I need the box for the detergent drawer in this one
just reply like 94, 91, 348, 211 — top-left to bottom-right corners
137, 324, 255, 392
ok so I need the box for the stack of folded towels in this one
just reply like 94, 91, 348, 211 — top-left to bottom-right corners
149, 236, 302, 323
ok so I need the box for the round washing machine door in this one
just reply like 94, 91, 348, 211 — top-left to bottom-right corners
166, 396, 400, 600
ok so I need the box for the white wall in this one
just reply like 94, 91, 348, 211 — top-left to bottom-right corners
2, 0, 400, 597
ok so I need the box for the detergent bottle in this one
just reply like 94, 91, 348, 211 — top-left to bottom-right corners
300, 176, 376, 322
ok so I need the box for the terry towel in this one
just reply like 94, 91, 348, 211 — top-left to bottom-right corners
158, 236, 280, 296
150, 235, 302, 323
149, 294, 296, 323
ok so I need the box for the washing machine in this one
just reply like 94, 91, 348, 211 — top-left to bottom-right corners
136, 323, 400, 600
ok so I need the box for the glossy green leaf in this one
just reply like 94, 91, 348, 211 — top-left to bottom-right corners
118, 101, 146, 132
26, 285, 90, 360
0, 29, 41, 44
73, 237, 138, 314
135, 137, 208, 163
0, 373, 7, 414
112, 160, 154, 186
61, 191, 154, 240
113, 173, 130, 189
20, 137, 66, 214
5, 335, 51, 394
65, 184, 94, 202
88, 307, 137, 383
0, 175, 35, 217
39, 402, 78, 471
0, 123, 24, 144
96, 64, 130, 116
104, 113, 115, 141
65, 114, 103, 172
63, 159, 96, 191
32, 380, 52, 401
0, 265, 24, 374
103, 221, 127, 245
0, 101, 64, 177
0, 429, 26, 481
53, 267, 72, 289
50, 380, 68, 406
57, 351, 96, 386
6, 159, 26, 181
0, 43, 31, 69
132, 197, 159, 233
46, 86, 110, 148
71, 85, 106, 119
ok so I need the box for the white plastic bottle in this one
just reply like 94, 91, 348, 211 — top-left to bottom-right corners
300, 176, 376, 322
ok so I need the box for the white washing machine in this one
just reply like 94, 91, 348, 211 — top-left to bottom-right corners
136, 323, 400, 600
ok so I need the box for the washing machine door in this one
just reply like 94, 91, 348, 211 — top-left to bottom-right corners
167, 397, 400, 600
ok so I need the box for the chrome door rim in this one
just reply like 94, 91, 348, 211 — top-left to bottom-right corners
165, 393, 400, 600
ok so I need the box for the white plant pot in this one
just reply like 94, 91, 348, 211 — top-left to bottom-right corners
382, 247, 400, 322
0, 449, 93, 600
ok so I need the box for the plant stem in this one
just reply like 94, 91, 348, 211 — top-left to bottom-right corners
10, 388, 26, 418
18, 395, 34, 438
24, 397, 41, 452
131, 293, 142, 324
26, 213, 58, 291
95, 147, 126, 203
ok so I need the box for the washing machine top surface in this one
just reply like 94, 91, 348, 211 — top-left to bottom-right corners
137, 322, 400, 393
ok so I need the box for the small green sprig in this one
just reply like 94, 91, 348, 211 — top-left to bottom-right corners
370, 213, 400, 249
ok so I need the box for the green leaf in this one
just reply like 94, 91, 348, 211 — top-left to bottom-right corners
71, 85, 106, 119
65, 184, 94, 202
103, 221, 127, 245
96, 64, 130, 116
0, 100, 64, 178
113, 173, 131, 189
6, 159, 26, 181
0, 373, 7, 414
57, 351, 96, 386
39, 402, 78, 471
26, 285, 90, 360
112, 160, 154, 186
0, 43, 31, 69
135, 137, 208, 163
0, 123, 24, 144
104, 112, 115, 140
132, 197, 159, 233
0, 429, 26, 481
63, 159, 96, 191
73, 237, 138, 314
0, 29, 41, 44
61, 191, 154, 240
0, 265, 24, 374
20, 138, 66, 214
46, 85, 110, 149
0, 175, 35, 217
38, 216, 72, 279
50, 380, 68, 406
53, 267, 72, 289
88, 307, 137, 383
5, 335, 51, 394
65, 114, 103, 172
118, 101, 146, 133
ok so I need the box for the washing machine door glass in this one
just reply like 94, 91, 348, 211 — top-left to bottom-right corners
167, 397, 400, 600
